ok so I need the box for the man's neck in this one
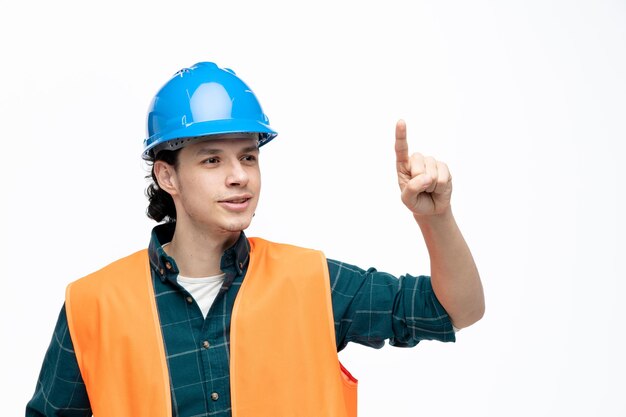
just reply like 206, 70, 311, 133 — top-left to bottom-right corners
164, 221, 240, 278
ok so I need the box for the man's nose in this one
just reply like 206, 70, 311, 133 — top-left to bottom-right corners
226, 160, 249, 186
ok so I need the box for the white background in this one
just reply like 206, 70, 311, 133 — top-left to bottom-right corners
1, 0, 625, 415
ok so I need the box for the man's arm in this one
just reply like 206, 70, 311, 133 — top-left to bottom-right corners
26, 305, 92, 417
394, 120, 485, 329
328, 259, 456, 351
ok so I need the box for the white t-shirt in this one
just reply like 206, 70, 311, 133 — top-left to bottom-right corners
177, 273, 226, 318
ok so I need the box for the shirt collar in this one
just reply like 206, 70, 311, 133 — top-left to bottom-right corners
148, 222, 250, 284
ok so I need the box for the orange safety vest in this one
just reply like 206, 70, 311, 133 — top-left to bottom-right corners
65, 237, 357, 417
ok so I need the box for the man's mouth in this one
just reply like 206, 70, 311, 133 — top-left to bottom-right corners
218, 195, 253, 211
220, 196, 251, 204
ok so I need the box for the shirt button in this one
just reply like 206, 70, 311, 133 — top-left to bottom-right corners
239, 262, 243, 270
211, 392, 219, 401
186, 296, 193, 304
159, 268, 164, 275
165, 261, 172, 270
202, 340, 210, 349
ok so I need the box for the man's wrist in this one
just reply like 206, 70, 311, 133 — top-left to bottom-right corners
413, 206, 454, 227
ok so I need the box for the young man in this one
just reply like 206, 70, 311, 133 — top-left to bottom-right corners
26, 62, 484, 417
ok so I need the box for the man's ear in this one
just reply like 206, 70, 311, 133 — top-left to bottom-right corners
153, 160, 179, 196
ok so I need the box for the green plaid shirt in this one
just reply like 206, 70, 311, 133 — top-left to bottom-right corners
26, 223, 455, 417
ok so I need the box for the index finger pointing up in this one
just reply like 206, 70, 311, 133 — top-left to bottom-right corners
395, 119, 409, 167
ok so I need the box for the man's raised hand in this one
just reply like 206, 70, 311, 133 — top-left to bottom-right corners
394, 119, 453, 217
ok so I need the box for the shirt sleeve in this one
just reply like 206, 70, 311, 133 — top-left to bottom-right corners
327, 259, 456, 352
25, 304, 92, 417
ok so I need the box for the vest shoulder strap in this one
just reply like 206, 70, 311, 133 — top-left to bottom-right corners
231, 237, 357, 417
65, 249, 171, 417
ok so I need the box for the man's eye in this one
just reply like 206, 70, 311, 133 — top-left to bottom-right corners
242, 155, 257, 162
204, 157, 219, 164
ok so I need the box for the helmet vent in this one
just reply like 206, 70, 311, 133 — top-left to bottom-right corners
167, 138, 192, 150
173, 68, 190, 77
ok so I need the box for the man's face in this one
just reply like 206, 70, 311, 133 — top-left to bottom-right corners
169, 137, 261, 235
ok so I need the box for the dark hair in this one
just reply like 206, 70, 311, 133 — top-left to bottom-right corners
145, 149, 181, 223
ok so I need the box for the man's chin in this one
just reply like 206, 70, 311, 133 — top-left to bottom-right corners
219, 219, 252, 233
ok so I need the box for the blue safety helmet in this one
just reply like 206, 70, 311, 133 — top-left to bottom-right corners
142, 62, 277, 160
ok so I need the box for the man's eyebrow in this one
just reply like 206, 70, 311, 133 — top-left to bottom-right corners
196, 148, 223, 156
195, 145, 259, 156
241, 145, 260, 153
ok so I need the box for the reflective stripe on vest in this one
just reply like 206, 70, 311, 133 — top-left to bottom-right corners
66, 238, 357, 417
